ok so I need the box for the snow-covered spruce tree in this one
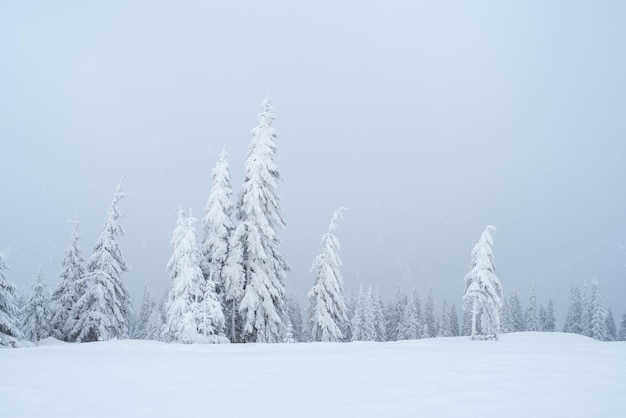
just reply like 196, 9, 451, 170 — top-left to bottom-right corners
580, 282, 592, 337
386, 289, 407, 341
307, 208, 348, 342
544, 300, 556, 332
351, 286, 377, 341
618, 313, 626, 341
439, 300, 451, 337
509, 292, 525, 332
605, 307, 617, 342
461, 306, 472, 336
538, 304, 547, 332
589, 280, 607, 341
164, 210, 226, 344
284, 293, 303, 342
563, 285, 583, 334
463, 225, 503, 341
500, 296, 512, 333
200, 149, 234, 303
71, 182, 132, 342
449, 304, 460, 336
133, 285, 156, 339
230, 98, 289, 344
423, 286, 437, 338
0, 255, 22, 347
397, 290, 421, 340
525, 284, 541, 332
22, 269, 52, 342
50, 220, 86, 342
372, 288, 386, 342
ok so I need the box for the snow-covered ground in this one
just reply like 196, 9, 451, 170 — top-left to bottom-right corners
1, 333, 624, 418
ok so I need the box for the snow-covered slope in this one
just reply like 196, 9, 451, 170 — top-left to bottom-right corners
1, 333, 624, 418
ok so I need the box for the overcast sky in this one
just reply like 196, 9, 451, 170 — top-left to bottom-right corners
2, 1, 625, 318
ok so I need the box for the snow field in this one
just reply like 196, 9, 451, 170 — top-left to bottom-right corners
1, 332, 625, 418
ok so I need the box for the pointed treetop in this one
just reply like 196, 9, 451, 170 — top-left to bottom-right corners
257, 96, 275, 127
328, 207, 348, 234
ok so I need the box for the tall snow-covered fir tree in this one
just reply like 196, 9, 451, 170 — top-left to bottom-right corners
0, 255, 22, 347
22, 269, 52, 342
307, 208, 348, 342
463, 225, 503, 341
200, 149, 234, 305
71, 182, 132, 342
386, 289, 407, 341
50, 220, 86, 342
228, 97, 289, 343
618, 313, 626, 341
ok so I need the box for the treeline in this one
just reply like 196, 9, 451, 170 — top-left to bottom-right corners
1, 98, 625, 347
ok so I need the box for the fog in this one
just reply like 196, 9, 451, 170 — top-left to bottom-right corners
2, 1, 625, 317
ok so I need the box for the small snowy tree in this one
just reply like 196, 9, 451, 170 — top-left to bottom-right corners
22, 269, 52, 342
589, 280, 607, 341
386, 289, 407, 341
285, 293, 303, 342
439, 300, 451, 337
618, 313, 626, 341
0, 255, 22, 347
232, 98, 289, 343
544, 300, 556, 332
525, 284, 541, 332
563, 285, 583, 334
307, 208, 348, 342
50, 220, 86, 342
463, 225, 503, 341
605, 307, 617, 342
372, 288, 386, 342
397, 290, 421, 341
508, 292, 525, 332
423, 286, 437, 338
351, 286, 377, 341
71, 181, 132, 342
449, 304, 460, 337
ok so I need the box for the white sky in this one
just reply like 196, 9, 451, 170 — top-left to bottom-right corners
2, 1, 625, 318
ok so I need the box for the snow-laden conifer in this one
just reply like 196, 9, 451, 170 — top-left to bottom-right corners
563, 285, 583, 334
463, 225, 503, 340
449, 304, 460, 336
423, 286, 437, 338
589, 280, 607, 341
439, 300, 451, 337
0, 255, 22, 347
372, 288, 386, 342
580, 282, 592, 337
164, 210, 226, 343
351, 286, 377, 341
71, 181, 132, 342
232, 98, 289, 343
605, 307, 617, 342
22, 269, 52, 342
544, 300, 556, 332
618, 313, 626, 341
307, 208, 348, 342
50, 220, 86, 341
397, 291, 421, 340
525, 284, 541, 332
508, 292, 525, 332
285, 293, 303, 342
134, 286, 163, 340
201, 149, 234, 296
386, 289, 406, 341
